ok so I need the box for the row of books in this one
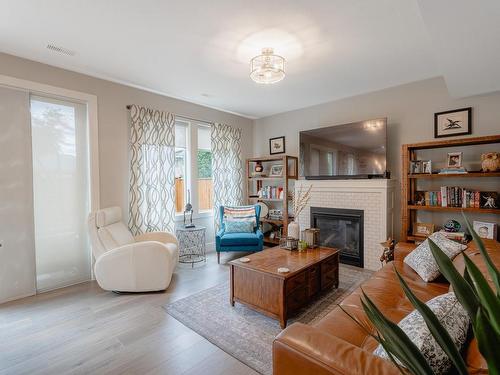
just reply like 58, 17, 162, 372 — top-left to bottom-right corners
414, 187, 489, 208
259, 186, 285, 200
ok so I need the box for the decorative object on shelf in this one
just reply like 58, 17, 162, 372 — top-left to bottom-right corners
269, 164, 284, 177
446, 151, 463, 168
473, 220, 497, 239
254, 161, 264, 173
256, 201, 269, 219
480, 192, 498, 209
268, 208, 282, 220
302, 228, 320, 248
183, 189, 195, 228
280, 237, 298, 251
269, 136, 285, 155
277, 267, 290, 273
481, 152, 500, 172
289, 184, 313, 239
422, 160, 432, 174
379, 238, 396, 265
412, 222, 435, 237
443, 219, 461, 232
434, 107, 472, 138
409, 160, 422, 174
414, 191, 426, 205
250, 48, 285, 84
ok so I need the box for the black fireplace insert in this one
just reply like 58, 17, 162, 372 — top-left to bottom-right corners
310, 207, 364, 268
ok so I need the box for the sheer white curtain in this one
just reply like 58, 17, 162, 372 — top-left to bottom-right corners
211, 123, 244, 230
128, 105, 176, 234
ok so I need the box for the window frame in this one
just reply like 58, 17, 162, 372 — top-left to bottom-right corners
174, 118, 213, 221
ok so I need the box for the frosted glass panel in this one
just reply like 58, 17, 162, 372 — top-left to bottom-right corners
31, 96, 91, 292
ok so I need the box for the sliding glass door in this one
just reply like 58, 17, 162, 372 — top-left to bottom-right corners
30, 96, 91, 292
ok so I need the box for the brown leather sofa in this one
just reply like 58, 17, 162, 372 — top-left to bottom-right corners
273, 240, 500, 375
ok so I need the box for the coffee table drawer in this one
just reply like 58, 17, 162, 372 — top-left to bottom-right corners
285, 271, 306, 295
287, 285, 307, 311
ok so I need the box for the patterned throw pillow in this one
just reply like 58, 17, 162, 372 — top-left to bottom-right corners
373, 292, 470, 375
224, 206, 256, 226
404, 232, 467, 282
224, 220, 255, 234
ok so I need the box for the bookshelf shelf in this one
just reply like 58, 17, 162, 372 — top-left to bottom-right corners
246, 154, 298, 245
401, 135, 500, 242
408, 205, 500, 214
408, 172, 500, 179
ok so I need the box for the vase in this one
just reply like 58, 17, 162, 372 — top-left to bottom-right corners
287, 220, 300, 240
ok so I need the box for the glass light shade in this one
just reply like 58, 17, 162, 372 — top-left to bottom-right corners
250, 48, 285, 84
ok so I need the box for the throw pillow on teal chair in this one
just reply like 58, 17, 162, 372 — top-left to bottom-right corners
224, 220, 254, 233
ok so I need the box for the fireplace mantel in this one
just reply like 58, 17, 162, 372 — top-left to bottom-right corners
295, 179, 395, 270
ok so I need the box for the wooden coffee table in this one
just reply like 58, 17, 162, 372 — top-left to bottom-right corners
229, 246, 339, 328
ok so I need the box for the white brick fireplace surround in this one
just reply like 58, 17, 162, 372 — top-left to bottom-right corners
295, 179, 395, 270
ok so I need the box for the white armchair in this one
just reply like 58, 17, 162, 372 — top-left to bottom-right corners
88, 206, 179, 292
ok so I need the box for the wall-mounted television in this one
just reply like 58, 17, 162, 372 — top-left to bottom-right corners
299, 118, 388, 179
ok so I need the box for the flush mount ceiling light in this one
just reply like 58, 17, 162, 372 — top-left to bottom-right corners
250, 48, 285, 84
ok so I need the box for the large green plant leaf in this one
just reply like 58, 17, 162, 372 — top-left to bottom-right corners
428, 239, 479, 318
360, 290, 435, 375
394, 268, 468, 375
474, 308, 500, 375
462, 253, 500, 335
463, 213, 500, 294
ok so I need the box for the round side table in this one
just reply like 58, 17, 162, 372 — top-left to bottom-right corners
175, 226, 206, 267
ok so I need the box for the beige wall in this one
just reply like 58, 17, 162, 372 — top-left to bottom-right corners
0, 52, 253, 223
253, 77, 500, 239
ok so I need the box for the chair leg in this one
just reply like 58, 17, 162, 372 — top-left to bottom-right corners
217, 251, 220, 264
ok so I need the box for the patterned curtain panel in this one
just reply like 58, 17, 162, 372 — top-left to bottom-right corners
211, 123, 244, 231
128, 105, 175, 235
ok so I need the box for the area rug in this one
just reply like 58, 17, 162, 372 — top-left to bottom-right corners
164, 264, 373, 375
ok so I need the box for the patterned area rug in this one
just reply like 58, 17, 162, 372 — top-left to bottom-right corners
164, 265, 373, 375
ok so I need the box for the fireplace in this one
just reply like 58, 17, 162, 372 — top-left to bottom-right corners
310, 207, 364, 268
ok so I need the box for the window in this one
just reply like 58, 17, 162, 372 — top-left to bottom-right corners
174, 119, 213, 217
197, 125, 213, 212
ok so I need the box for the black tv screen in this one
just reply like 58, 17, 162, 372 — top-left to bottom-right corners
299, 118, 387, 179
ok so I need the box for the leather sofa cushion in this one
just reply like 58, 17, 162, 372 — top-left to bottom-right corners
220, 232, 260, 246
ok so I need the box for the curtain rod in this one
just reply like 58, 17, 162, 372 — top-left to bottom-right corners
126, 105, 213, 126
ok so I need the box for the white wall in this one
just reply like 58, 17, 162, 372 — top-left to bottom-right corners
253, 77, 500, 239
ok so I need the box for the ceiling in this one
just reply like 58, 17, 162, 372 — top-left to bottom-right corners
1, 0, 499, 119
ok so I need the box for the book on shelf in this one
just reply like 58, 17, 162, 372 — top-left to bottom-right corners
414, 187, 489, 208
259, 185, 284, 200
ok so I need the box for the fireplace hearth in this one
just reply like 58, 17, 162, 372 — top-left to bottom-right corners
310, 207, 364, 267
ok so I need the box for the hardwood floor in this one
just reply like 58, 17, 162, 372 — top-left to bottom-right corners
0, 252, 259, 375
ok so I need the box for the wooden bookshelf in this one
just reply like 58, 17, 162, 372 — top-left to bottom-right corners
246, 155, 298, 245
401, 135, 500, 242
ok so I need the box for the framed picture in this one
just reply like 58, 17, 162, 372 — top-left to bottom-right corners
446, 152, 463, 168
269, 164, 283, 177
269, 136, 285, 155
422, 160, 432, 174
480, 192, 498, 209
413, 222, 435, 237
473, 220, 497, 240
414, 191, 426, 206
434, 107, 472, 138
409, 160, 422, 174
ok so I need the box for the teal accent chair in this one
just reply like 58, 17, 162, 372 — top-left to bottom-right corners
215, 205, 264, 263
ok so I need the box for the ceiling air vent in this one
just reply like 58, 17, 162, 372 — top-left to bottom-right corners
46, 43, 76, 56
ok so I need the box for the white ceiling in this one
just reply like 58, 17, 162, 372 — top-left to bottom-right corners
1, 0, 498, 119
